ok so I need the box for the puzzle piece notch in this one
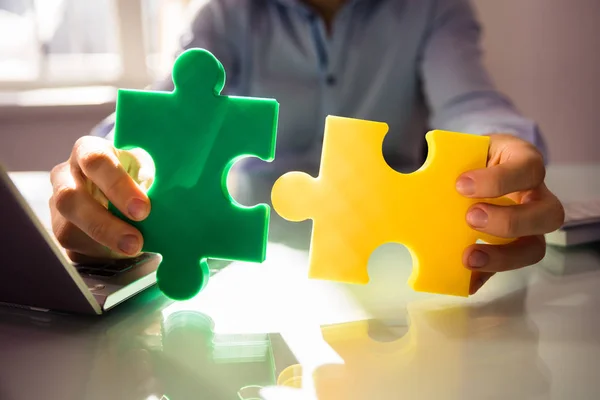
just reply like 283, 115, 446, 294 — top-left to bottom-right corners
271, 116, 514, 297
110, 48, 279, 301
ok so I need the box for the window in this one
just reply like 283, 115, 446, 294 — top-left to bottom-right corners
142, 0, 191, 80
0, 0, 191, 92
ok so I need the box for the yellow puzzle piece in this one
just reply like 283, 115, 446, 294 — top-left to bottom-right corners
271, 116, 514, 297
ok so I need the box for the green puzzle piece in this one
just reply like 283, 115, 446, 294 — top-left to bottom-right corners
108, 48, 279, 300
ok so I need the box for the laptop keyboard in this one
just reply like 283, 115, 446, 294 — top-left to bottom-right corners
74, 253, 154, 278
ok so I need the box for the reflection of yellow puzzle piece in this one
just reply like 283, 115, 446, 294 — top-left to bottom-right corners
271, 116, 514, 297
276, 302, 468, 399
276, 296, 549, 399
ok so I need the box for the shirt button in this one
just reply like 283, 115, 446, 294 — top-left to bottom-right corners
326, 75, 336, 86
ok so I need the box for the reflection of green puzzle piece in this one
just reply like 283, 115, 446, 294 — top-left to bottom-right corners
109, 48, 279, 301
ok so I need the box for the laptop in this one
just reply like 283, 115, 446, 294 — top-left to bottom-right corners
0, 164, 161, 315
544, 164, 600, 247
545, 197, 600, 247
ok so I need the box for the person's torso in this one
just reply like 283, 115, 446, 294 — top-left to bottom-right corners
221, 0, 435, 175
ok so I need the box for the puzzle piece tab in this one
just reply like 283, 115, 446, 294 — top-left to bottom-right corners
271, 116, 513, 297
109, 48, 278, 300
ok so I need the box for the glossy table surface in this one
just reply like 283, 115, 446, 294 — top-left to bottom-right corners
2, 163, 600, 400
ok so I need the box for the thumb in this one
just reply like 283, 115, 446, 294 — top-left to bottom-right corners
117, 147, 155, 193
456, 134, 545, 198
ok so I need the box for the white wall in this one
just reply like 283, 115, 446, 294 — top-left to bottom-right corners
472, 0, 600, 164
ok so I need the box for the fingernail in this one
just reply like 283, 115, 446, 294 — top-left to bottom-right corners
128, 198, 148, 220
118, 235, 139, 255
456, 177, 475, 196
468, 250, 489, 268
467, 207, 488, 228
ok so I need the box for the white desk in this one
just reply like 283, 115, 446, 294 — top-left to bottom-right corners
2, 165, 600, 400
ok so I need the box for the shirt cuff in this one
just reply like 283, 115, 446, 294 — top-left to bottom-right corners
461, 118, 549, 163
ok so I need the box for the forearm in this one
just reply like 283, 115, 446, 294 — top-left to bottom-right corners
420, 0, 548, 160
89, 113, 115, 139
430, 92, 548, 160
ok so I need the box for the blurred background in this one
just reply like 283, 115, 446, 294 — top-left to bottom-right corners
0, 0, 598, 172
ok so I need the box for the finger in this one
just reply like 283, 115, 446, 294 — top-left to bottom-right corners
66, 250, 125, 265
463, 235, 546, 273
456, 136, 545, 198
466, 185, 564, 238
71, 136, 150, 221
51, 161, 115, 258
51, 209, 112, 258
51, 212, 129, 261
51, 170, 144, 256
119, 147, 155, 192
470, 271, 495, 295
